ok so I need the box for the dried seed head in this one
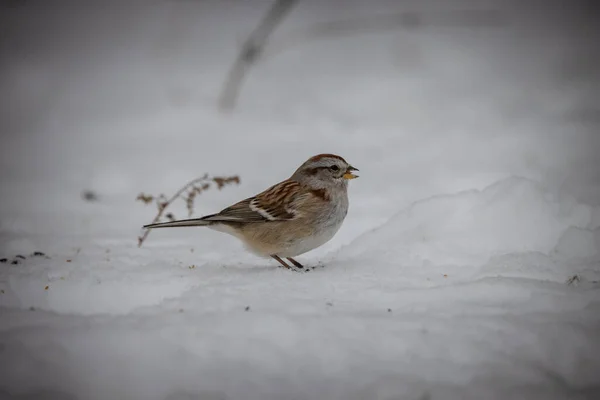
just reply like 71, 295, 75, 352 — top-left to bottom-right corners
136, 193, 154, 204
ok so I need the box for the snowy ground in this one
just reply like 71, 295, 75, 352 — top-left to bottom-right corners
1, 1, 600, 399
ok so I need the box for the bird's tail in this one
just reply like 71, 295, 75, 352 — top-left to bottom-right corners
143, 216, 215, 229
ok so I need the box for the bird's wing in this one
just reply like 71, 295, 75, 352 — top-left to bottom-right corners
206, 180, 308, 223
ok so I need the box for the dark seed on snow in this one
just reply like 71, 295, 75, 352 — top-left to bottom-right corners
11, 260, 19, 265
0, 258, 7, 263
16, 255, 26, 259
82, 190, 98, 202
387, 308, 392, 313
32, 251, 46, 257
245, 306, 250, 311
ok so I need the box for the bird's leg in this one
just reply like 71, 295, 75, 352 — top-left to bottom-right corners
272, 255, 303, 272
286, 257, 306, 271
271, 255, 292, 270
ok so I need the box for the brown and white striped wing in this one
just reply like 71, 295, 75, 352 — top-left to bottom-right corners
205, 180, 309, 223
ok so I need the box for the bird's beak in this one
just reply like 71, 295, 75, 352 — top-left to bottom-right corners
343, 165, 359, 180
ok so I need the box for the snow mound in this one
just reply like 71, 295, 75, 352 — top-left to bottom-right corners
554, 227, 600, 260
341, 176, 596, 268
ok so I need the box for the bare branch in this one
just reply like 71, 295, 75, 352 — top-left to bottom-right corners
137, 174, 240, 247
218, 0, 299, 111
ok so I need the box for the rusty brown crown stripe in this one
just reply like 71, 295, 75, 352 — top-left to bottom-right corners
308, 154, 347, 163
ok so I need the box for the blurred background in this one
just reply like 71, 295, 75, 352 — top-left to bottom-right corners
0, 0, 599, 249
1, 2, 600, 399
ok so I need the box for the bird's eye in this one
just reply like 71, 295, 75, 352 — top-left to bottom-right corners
330, 165, 339, 171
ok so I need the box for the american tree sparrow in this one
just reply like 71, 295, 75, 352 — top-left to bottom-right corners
143, 154, 358, 271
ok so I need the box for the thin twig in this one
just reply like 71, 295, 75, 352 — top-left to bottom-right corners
137, 174, 240, 247
138, 175, 208, 247
218, 0, 299, 111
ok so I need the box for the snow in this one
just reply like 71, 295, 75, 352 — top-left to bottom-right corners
554, 227, 599, 260
343, 176, 595, 268
1, 1, 600, 399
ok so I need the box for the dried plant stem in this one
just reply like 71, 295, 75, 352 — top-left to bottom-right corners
218, 0, 299, 111
137, 175, 210, 248
137, 174, 240, 247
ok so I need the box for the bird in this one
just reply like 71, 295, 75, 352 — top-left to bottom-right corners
143, 154, 358, 271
